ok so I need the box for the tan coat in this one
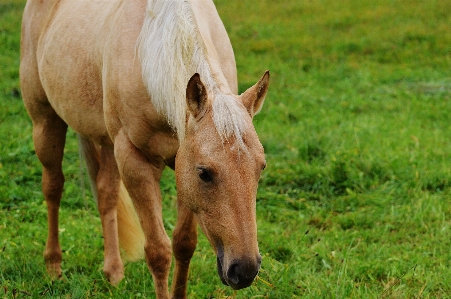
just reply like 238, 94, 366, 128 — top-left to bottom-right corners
21, 1, 269, 298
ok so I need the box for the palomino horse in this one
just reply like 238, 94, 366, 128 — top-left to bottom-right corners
21, 0, 269, 298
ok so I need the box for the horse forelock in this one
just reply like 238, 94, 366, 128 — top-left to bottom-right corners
137, 0, 219, 142
212, 95, 250, 151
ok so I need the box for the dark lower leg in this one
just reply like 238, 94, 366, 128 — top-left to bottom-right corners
42, 167, 64, 278
170, 202, 197, 299
33, 117, 67, 279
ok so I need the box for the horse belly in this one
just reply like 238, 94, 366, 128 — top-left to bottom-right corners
36, 1, 118, 145
39, 60, 108, 143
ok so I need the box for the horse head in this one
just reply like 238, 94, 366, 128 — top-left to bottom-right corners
176, 71, 269, 290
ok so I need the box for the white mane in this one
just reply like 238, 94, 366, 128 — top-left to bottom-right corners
137, 0, 248, 145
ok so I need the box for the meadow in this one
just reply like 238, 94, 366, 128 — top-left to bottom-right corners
1, 0, 451, 298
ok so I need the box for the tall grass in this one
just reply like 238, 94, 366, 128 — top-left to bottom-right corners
1, 0, 451, 298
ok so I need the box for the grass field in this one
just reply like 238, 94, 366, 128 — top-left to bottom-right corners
1, 0, 451, 298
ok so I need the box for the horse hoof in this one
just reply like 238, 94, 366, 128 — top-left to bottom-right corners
104, 263, 124, 285
106, 271, 124, 286
45, 262, 62, 280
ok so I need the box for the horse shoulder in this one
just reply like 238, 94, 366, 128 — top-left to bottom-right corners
102, 2, 179, 163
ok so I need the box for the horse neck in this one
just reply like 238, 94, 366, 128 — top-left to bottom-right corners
188, 0, 234, 95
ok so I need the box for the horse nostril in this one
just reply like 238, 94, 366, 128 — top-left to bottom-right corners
227, 263, 240, 285
226, 260, 259, 290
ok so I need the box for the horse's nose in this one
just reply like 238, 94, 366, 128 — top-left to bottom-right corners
226, 255, 262, 290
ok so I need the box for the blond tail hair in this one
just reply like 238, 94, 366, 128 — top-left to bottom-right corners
116, 181, 145, 261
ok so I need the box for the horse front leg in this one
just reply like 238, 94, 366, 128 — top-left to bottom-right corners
114, 130, 171, 299
170, 201, 197, 299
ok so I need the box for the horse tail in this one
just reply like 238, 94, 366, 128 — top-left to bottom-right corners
78, 135, 145, 262
116, 181, 145, 261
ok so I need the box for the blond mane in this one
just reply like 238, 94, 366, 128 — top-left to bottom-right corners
137, 0, 248, 145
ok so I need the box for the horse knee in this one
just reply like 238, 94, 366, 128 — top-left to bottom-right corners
173, 233, 197, 263
144, 238, 172, 278
96, 186, 118, 217
42, 169, 65, 202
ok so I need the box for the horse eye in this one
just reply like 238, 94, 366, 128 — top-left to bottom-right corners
262, 162, 267, 171
197, 167, 213, 183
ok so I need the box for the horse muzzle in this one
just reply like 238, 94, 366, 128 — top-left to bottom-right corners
216, 253, 262, 290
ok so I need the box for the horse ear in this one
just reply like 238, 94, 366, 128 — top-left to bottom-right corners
241, 70, 270, 117
186, 73, 208, 119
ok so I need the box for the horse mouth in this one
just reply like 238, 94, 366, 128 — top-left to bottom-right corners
216, 255, 229, 286
216, 243, 229, 286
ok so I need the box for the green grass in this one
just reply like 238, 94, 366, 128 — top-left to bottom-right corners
2, 0, 451, 298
